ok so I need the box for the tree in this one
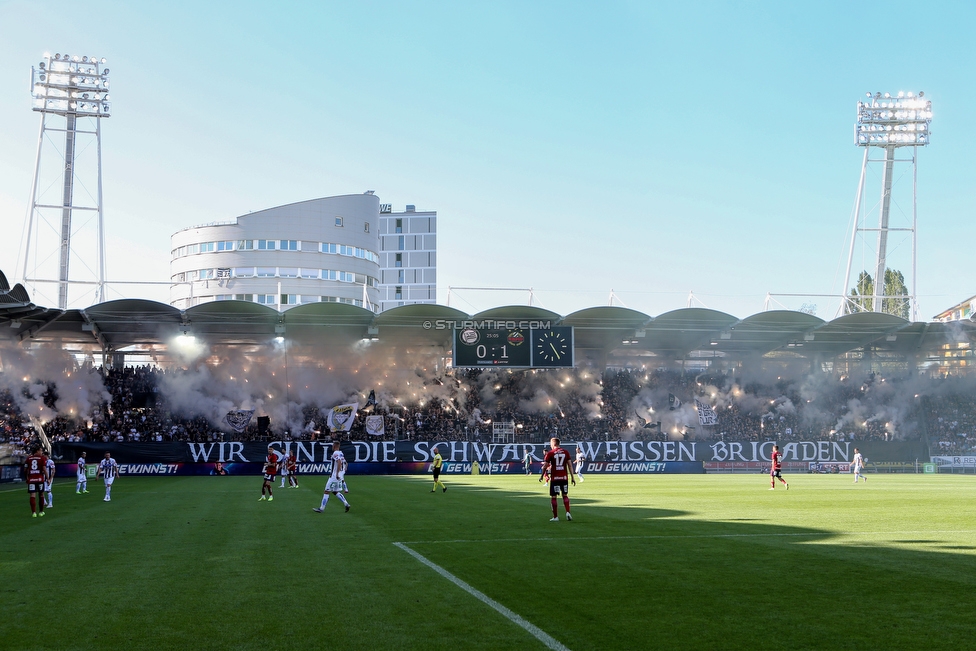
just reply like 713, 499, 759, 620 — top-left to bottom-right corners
847, 269, 910, 318
882, 269, 910, 319
848, 271, 873, 313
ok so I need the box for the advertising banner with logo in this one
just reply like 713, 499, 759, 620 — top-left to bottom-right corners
931, 455, 976, 469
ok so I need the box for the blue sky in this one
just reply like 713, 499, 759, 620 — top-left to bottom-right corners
0, 1, 972, 319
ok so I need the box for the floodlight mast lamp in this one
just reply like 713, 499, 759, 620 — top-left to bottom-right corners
841, 91, 931, 321
23, 53, 111, 309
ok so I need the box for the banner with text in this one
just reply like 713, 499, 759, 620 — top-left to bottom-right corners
43, 439, 927, 468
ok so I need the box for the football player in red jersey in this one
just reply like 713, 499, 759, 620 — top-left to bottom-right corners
540, 437, 576, 522
287, 452, 299, 488
24, 446, 48, 518
259, 446, 280, 501
770, 444, 789, 490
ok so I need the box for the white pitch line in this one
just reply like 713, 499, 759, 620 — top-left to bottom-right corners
393, 542, 570, 651
398, 530, 976, 545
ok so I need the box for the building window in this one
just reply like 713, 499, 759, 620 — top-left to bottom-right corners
235, 294, 254, 302
257, 267, 276, 277
395, 218, 402, 234
199, 268, 215, 279
217, 241, 234, 251
200, 242, 215, 253
398, 236, 404, 251
279, 267, 298, 278
238, 240, 253, 250
395, 253, 402, 268
215, 295, 233, 301
322, 243, 377, 263
257, 239, 276, 250
257, 294, 276, 305
233, 267, 254, 278
280, 294, 298, 305
187, 243, 199, 255
338, 271, 354, 283
395, 286, 402, 300
364, 222, 370, 233
280, 240, 298, 251
299, 268, 318, 279
335, 216, 343, 227
398, 269, 404, 283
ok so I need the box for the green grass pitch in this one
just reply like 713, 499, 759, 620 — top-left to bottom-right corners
2, 472, 976, 650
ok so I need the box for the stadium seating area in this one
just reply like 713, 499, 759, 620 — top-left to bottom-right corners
2, 363, 975, 454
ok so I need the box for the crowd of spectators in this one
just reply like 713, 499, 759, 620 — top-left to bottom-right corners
922, 379, 976, 456
1, 364, 975, 451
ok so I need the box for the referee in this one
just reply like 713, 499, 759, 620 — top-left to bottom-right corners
430, 446, 447, 493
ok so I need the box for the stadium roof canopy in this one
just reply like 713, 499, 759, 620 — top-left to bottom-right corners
1, 272, 974, 365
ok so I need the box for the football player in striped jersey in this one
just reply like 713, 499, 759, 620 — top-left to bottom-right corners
76, 452, 89, 494
44, 455, 55, 508
96, 452, 120, 502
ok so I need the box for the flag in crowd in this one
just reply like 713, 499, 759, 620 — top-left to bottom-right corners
28, 415, 52, 455
695, 399, 718, 426
224, 409, 255, 434
365, 415, 385, 436
364, 389, 377, 409
634, 411, 660, 430
327, 403, 359, 432
668, 393, 682, 410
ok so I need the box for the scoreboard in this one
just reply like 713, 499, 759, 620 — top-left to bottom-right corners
452, 327, 574, 368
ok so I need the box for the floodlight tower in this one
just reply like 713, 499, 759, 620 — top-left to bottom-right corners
841, 91, 931, 321
21, 52, 111, 309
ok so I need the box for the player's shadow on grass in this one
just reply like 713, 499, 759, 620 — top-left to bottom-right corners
412, 480, 976, 648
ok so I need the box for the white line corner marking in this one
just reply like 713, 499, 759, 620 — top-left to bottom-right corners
393, 542, 570, 651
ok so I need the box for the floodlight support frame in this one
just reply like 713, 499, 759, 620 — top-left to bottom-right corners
841, 93, 927, 321
872, 145, 896, 314
22, 53, 110, 309
841, 146, 919, 319
840, 149, 869, 317
58, 112, 77, 308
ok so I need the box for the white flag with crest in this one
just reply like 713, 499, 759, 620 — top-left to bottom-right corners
365, 415, 385, 436
326, 403, 359, 432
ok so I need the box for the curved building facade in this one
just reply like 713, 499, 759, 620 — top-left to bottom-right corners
170, 194, 382, 311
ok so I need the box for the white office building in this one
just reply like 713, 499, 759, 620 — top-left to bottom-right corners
169, 194, 436, 313
377, 204, 437, 311
170, 194, 380, 311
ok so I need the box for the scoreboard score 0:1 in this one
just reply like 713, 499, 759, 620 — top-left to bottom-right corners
452, 327, 574, 368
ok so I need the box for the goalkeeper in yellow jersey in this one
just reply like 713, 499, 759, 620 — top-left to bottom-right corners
430, 446, 447, 493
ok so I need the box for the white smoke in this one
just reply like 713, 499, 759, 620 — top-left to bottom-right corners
0, 342, 110, 424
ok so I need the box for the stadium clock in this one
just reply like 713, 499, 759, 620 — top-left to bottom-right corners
531, 328, 574, 367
